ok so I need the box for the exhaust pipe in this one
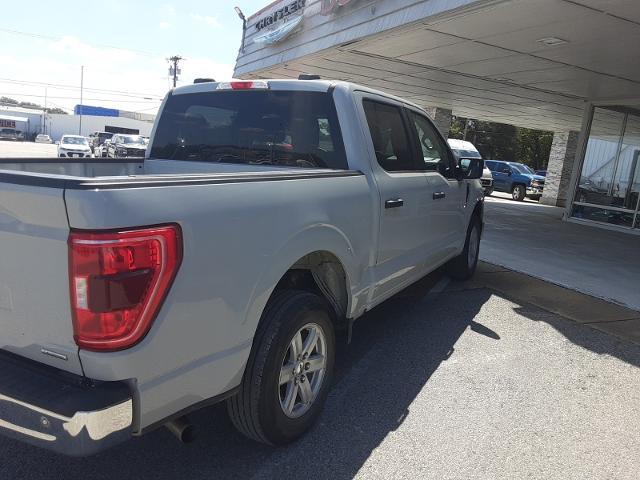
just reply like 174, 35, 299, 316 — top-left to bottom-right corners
165, 416, 197, 443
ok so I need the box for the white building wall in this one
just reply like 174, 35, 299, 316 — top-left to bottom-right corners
47, 114, 154, 141
0, 106, 44, 137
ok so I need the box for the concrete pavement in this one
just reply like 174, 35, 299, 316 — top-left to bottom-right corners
481, 195, 640, 311
0, 140, 57, 157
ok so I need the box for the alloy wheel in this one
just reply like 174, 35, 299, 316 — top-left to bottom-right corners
278, 323, 327, 419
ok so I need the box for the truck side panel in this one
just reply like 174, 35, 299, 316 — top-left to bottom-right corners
0, 183, 82, 375
64, 173, 373, 430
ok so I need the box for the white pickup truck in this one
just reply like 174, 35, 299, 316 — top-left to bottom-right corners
0, 79, 484, 456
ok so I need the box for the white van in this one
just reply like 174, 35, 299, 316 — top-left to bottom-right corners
448, 139, 493, 196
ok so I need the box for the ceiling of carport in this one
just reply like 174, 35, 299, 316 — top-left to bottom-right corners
245, 0, 640, 132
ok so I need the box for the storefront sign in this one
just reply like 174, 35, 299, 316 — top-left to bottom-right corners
255, 0, 305, 31
320, 0, 357, 15
0, 119, 16, 128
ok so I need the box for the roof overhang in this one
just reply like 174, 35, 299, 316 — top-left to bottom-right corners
235, 0, 640, 132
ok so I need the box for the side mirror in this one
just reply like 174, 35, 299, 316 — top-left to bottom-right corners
457, 158, 483, 180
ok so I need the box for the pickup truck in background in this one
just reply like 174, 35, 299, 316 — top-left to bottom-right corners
0, 79, 483, 456
485, 159, 545, 201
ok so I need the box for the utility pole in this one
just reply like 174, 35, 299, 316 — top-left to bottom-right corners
168, 56, 183, 88
43, 87, 47, 134
79, 65, 84, 135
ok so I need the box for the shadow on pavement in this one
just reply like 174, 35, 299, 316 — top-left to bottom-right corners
0, 272, 494, 480
512, 303, 640, 369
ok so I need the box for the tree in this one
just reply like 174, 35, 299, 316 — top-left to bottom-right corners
0, 96, 68, 114
449, 115, 552, 168
516, 127, 553, 170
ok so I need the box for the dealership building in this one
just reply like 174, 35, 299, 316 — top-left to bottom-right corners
234, 0, 640, 233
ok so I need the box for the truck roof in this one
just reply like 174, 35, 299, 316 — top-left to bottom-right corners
170, 79, 427, 112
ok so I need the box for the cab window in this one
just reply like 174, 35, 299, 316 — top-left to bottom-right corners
363, 100, 415, 172
408, 111, 454, 177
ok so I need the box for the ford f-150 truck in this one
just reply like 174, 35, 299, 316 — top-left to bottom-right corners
0, 79, 483, 456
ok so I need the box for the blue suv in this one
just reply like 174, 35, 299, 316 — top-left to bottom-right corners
484, 160, 545, 201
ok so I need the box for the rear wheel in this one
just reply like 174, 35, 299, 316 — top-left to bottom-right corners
512, 184, 526, 201
227, 291, 335, 445
447, 215, 481, 281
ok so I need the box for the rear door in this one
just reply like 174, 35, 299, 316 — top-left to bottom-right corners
406, 109, 466, 262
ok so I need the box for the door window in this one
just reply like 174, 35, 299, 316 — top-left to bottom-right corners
408, 112, 455, 178
363, 100, 415, 172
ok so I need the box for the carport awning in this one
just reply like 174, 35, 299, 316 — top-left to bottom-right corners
236, 0, 640, 132
0, 114, 29, 122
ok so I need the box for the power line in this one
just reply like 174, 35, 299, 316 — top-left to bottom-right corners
0, 92, 162, 103
0, 27, 161, 58
0, 77, 165, 100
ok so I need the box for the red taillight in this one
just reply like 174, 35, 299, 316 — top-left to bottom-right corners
231, 81, 254, 90
216, 80, 269, 91
68, 225, 182, 352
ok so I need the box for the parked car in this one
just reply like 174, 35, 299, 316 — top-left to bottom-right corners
0, 79, 484, 456
485, 160, 545, 201
35, 134, 53, 144
95, 138, 111, 158
88, 131, 114, 153
57, 135, 93, 158
107, 134, 147, 158
0, 128, 25, 141
448, 138, 494, 196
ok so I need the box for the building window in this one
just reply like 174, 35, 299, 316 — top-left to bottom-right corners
571, 106, 640, 229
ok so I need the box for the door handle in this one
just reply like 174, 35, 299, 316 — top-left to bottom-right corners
385, 198, 404, 209
433, 192, 446, 200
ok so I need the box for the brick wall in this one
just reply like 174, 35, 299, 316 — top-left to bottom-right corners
424, 107, 453, 138
541, 131, 580, 207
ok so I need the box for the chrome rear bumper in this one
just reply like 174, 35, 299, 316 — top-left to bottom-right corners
0, 350, 132, 456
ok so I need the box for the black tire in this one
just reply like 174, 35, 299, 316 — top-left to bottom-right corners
227, 290, 336, 445
512, 184, 526, 201
447, 215, 481, 281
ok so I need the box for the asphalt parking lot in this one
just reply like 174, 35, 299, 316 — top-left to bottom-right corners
1, 264, 639, 480
0, 140, 57, 157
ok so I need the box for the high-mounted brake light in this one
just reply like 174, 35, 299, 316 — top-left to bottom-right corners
68, 225, 182, 351
216, 80, 269, 90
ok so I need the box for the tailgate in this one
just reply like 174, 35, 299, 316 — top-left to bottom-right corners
0, 181, 82, 375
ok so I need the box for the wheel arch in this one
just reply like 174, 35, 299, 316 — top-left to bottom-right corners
242, 225, 358, 340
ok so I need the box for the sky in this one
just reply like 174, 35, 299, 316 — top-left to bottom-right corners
0, 0, 268, 114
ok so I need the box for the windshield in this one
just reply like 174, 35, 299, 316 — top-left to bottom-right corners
62, 136, 88, 145
121, 135, 143, 144
510, 163, 534, 175
150, 90, 348, 170
451, 148, 482, 159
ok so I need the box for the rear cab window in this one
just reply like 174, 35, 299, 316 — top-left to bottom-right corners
362, 100, 415, 172
150, 90, 347, 170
